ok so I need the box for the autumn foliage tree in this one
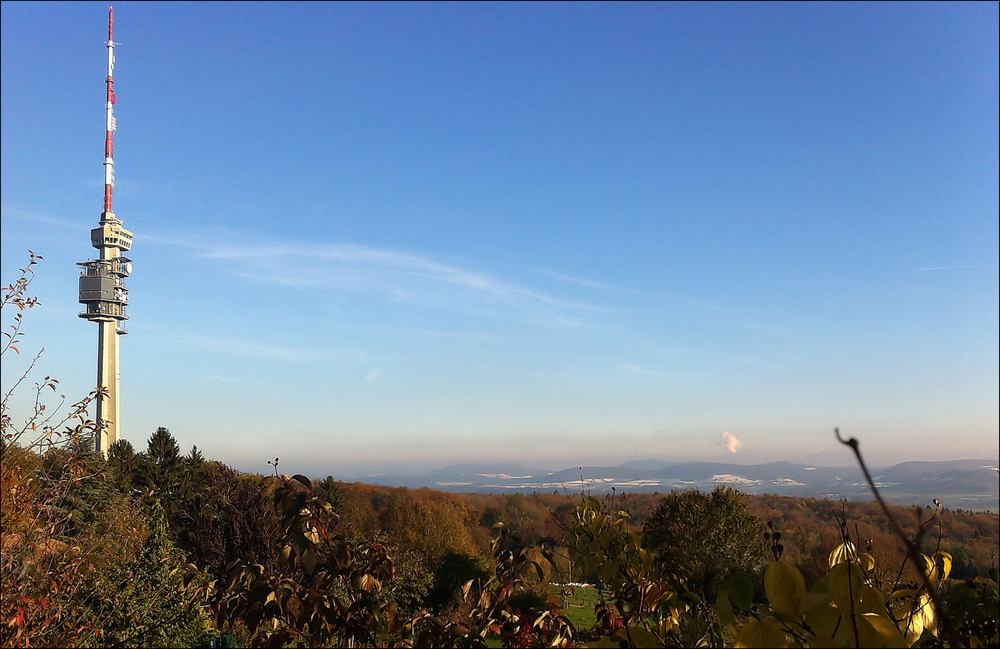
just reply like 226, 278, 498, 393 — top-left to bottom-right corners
642, 486, 769, 600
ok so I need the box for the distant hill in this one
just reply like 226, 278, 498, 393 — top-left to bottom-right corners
341, 458, 999, 511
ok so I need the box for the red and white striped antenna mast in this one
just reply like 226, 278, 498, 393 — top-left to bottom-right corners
103, 5, 118, 220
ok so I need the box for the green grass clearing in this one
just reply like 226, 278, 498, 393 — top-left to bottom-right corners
558, 586, 601, 636
474, 586, 603, 646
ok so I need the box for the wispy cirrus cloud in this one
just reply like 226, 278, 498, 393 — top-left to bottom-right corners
912, 264, 999, 271
194, 336, 328, 362
195, 240, 604, 324
1, 205, 89, 232
536, 269, 626, 292
618, 361, 657, 375
168, 330, 359, 363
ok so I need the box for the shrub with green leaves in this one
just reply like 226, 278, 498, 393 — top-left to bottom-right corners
643, 486, 769, 600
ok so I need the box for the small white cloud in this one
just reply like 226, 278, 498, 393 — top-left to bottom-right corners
365, 368, 382, 382
718, 431, 742, 454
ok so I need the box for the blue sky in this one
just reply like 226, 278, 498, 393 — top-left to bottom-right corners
2, 2, 997, 475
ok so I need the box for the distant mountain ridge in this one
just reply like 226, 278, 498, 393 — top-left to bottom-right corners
342, 458, 999, 511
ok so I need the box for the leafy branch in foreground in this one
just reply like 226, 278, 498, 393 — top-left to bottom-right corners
2, 250, 104, 455
712, 428, 995, 648
834, 427, 961, 648
406, 523, 574, 648
571, 495, 723, 648
1, 250, 42, 357
209, 471, 396, 647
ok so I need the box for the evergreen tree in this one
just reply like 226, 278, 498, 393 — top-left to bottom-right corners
107, 439, 138, 491
140, 427, 183, 486
317, 475, 345, 514
82, 497, 213, 647
188, 444, 205, 465
137, 427, 193, 511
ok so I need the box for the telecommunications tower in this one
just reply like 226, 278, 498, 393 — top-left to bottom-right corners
78, 6, 133, 458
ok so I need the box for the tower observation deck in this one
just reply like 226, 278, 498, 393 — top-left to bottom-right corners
78, 6, 132, 458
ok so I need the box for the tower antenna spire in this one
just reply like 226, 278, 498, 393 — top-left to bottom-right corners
78, 5, 133, 458
103, 6, 117, 218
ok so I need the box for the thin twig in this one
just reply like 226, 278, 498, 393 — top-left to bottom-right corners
835, 428, 961, 648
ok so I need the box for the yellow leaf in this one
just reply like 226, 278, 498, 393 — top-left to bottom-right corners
616, 626, 661, 648
598, 557, 622, 583
828, 561, 868, 613
799, 591, 832, 617
734, 619, 762, 648
857, 613, 907, 648
863, 585, 888, 615
717, 591, 737, 635
810, 574, 831, 594
805, 604, 841, 638
920, 554, 937, 582
886, 588, 918, 602
735, 617, 790, 648
829, 542, 855, 568
901, 612, 923, 647
912, 594, 937, 637
765, 562, 806, 618
658, 616, 678, 637
933, 552, 953, 581
727, 575, 756, 610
